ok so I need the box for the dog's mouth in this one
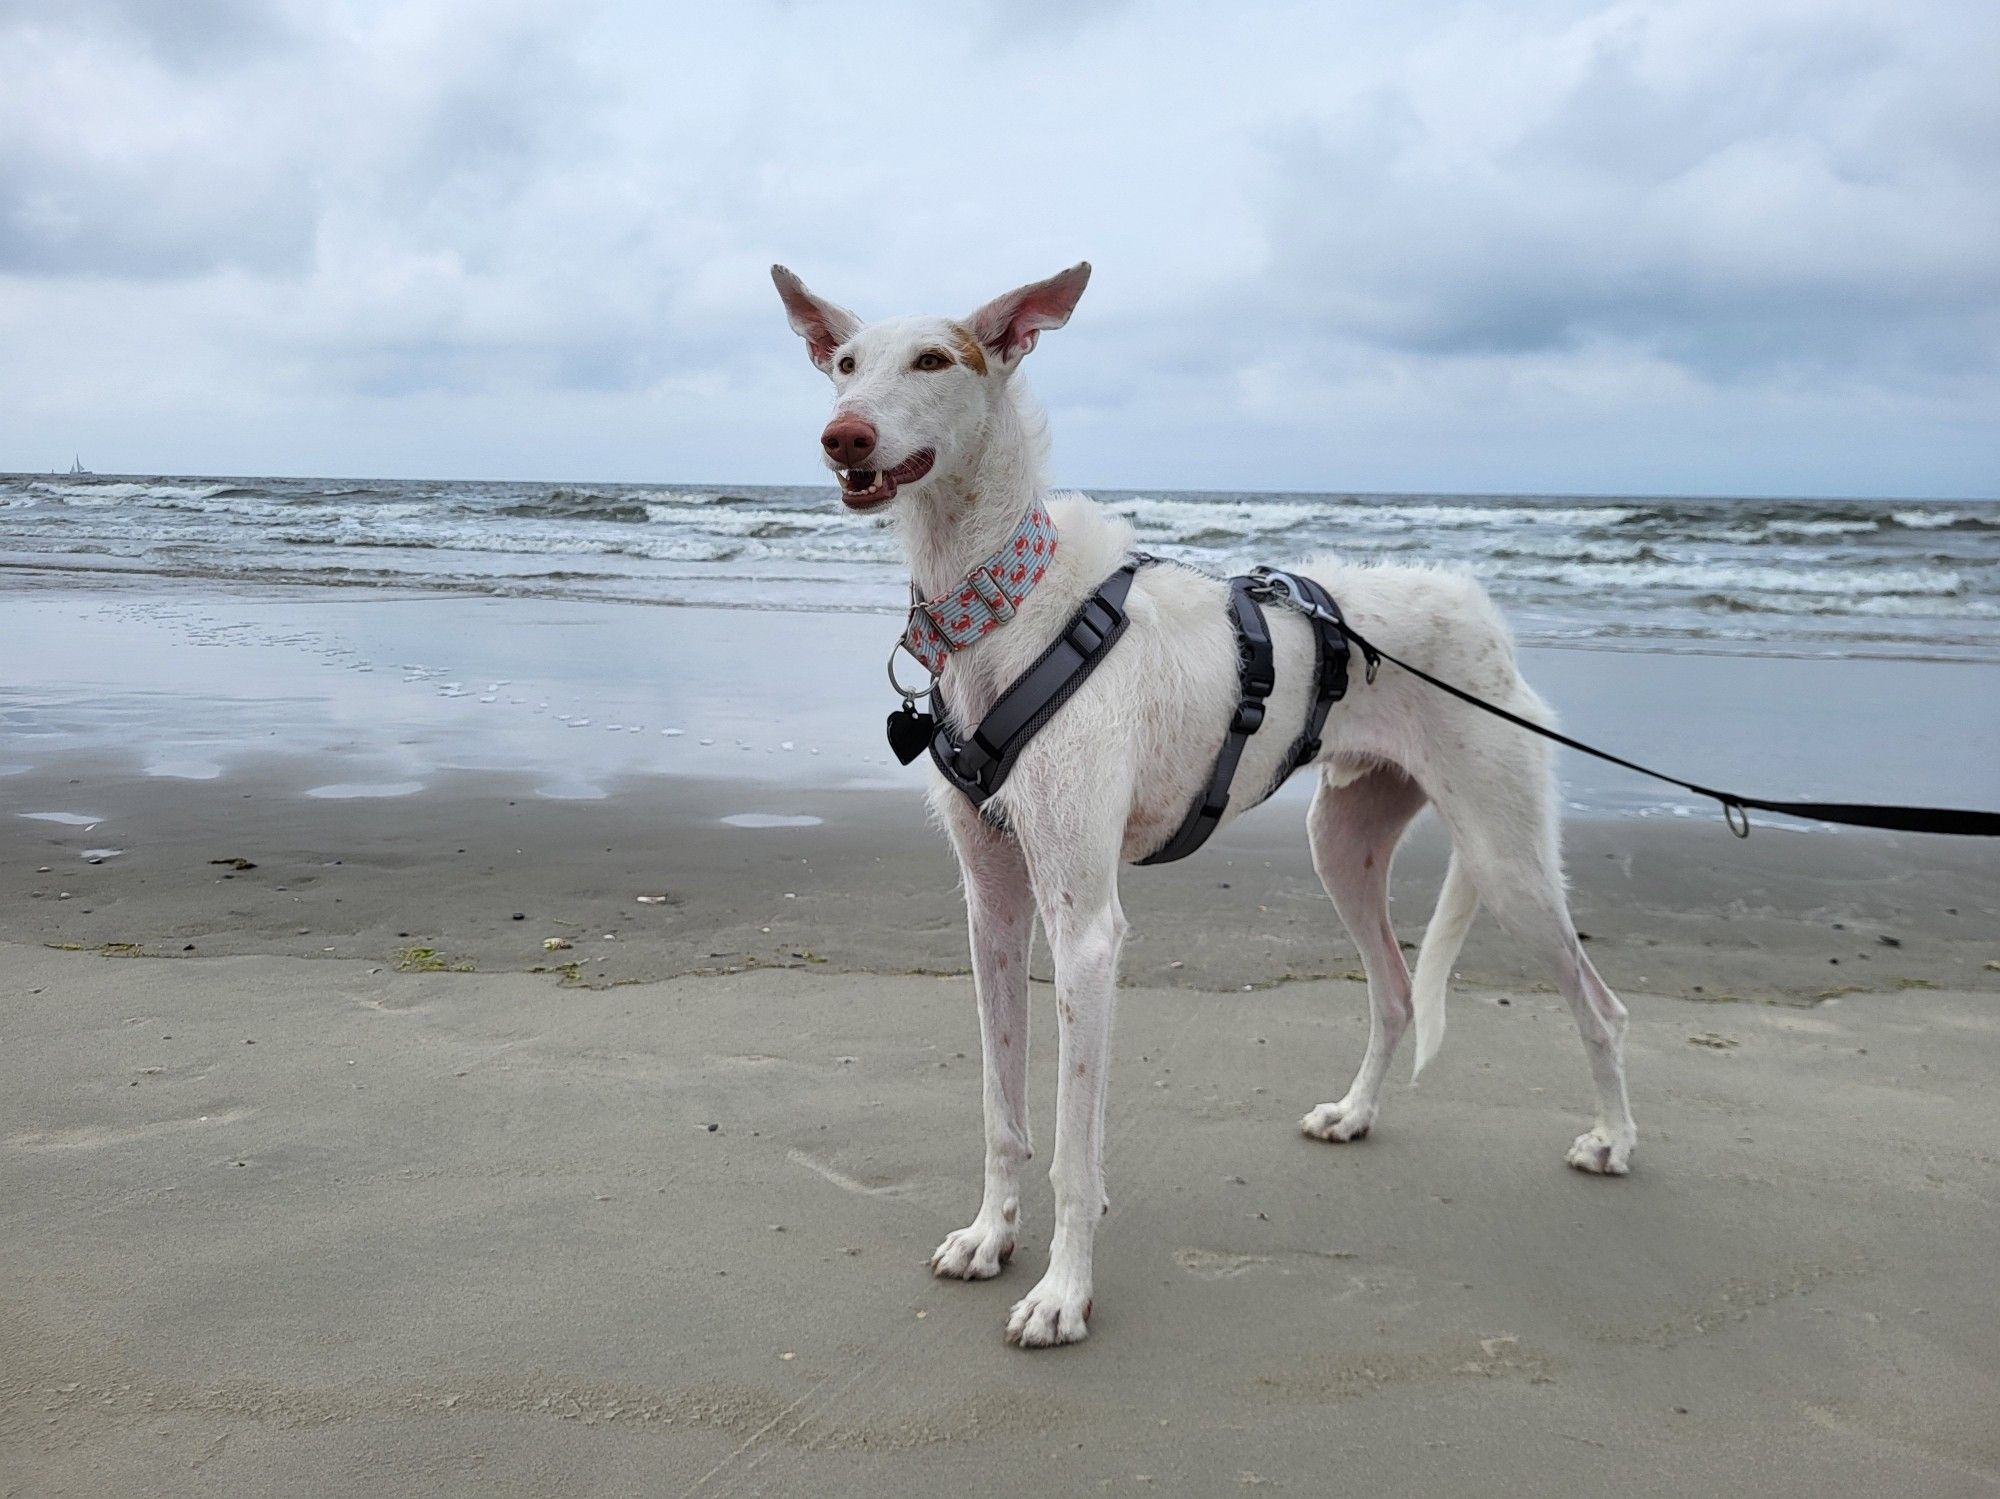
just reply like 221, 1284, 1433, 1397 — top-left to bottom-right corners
836, 449, 935, 511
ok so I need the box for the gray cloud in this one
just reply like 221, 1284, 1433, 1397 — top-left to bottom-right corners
0, 0, 1994, 495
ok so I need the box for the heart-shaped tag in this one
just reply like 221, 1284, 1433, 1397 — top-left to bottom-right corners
886, 704, 936, 765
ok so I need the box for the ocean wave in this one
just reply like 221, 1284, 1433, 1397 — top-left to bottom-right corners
1489, 538, 1661, 563
1100, 495, 1645, 542
272, 529, 749, 564
6, 475, 1996, 660
505, 497, 654, 524
29, 479, 236, 507
1757, 517, 1881, 538
1491, 559, 1963, 599
1689, 590, 2000, 619
1891, 508, 1996, 531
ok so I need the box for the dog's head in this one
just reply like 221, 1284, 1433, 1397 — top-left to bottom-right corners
771, 263, 1091, 512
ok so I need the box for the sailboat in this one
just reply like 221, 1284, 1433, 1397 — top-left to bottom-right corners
68, 455, 91, 475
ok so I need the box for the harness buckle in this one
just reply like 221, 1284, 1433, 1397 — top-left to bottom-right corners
1065, 595, 1122, 656
1231, 698, 1266, 735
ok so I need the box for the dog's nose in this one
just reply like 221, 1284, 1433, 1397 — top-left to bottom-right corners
821, 418, 878, 467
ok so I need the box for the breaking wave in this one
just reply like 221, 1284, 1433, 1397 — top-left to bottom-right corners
4, 471, 1994, 660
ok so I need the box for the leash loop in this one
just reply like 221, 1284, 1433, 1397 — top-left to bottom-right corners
1723, 799, 1751, 839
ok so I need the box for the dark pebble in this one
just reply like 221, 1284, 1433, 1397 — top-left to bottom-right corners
704, 1123, 719, 1133
1497, 997, 1511, 1005
512, 913, 526, 921
1877, 934, 1902, 948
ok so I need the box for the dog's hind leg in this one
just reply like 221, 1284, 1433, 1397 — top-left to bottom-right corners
1409, 851, 1480, 1080
1300, 764, 1428, 1144
930, 794, 1035, 1280
1423, 735, 1637, 1174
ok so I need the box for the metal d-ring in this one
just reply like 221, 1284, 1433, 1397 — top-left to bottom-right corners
887, 636, 939, 705
1722, 799, 1752, 839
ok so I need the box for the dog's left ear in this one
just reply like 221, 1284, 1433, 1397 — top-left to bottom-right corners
969, 262, 1092, 367
772, 265, 862, 372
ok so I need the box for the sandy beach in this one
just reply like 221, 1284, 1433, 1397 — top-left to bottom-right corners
5, 579, 1999, 1495
10, 0, 2000, 1487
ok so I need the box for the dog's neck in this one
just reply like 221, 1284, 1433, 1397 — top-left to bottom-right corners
894, 383, 1048, 601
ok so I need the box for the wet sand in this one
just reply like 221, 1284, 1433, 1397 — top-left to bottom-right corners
4, 581, 2000, 1494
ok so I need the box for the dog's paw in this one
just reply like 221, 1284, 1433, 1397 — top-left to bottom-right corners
1006, 1274, 1092, 1348
929, 1217, 1016, 1280
1300, 1097, 1375, 1143
1566, 1125, 1635, 1176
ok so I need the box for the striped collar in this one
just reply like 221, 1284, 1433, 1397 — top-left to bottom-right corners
902, 502, 1059, 674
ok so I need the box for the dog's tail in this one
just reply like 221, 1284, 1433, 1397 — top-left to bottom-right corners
1410, 851, 1480, 1081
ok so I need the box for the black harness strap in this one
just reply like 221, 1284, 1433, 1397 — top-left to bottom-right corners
1135, 567, 1363, 864
1134, 577, 1277, 865
1251, 567, 1354, 799
928, 561, 1141, 806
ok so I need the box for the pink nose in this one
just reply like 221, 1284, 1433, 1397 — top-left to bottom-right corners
821, 417, 878, 467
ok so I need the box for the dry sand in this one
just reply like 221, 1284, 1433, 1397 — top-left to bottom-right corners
5, 761, 1999, 1496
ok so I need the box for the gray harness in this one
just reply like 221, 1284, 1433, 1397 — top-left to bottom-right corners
923, 558, 1369, 864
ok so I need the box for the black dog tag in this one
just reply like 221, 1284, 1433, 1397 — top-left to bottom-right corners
886, 704, 935, 765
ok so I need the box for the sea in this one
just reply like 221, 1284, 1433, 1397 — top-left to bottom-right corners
3, 474, 1997, 663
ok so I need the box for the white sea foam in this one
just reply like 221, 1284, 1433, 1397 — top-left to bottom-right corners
1491, 559, 1963, 598
5, 473, 1996, 660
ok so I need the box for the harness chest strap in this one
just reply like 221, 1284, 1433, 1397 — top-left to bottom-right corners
928, 561, 1141, 806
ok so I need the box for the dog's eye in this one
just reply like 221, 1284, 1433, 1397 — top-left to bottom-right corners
836, 354, 855, 375
914, 350, 950, 372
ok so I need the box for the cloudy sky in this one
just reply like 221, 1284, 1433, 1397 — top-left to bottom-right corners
3, 0, 1996, 497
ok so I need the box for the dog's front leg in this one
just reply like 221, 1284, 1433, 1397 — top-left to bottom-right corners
1007, 851, 1125, 1348
929, 794, 1034, 1281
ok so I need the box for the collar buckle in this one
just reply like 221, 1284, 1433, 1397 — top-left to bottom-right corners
966, 565, 1016, 621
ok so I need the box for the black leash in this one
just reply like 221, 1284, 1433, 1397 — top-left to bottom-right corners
903, 549, 2000, 845
1333, 622, 2000, 839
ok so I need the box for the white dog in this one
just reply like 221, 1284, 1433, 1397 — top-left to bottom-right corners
773, 263, 1636, 1348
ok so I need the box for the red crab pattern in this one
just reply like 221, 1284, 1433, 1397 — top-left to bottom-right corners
902, 502, 1059, 674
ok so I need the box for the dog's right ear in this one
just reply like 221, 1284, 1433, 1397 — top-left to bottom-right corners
969, 262, 1092, 367
772, 266, 861, 372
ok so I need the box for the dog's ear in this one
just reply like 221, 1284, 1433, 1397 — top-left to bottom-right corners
772, 266, 862, 371
969, 262, 1092, 366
